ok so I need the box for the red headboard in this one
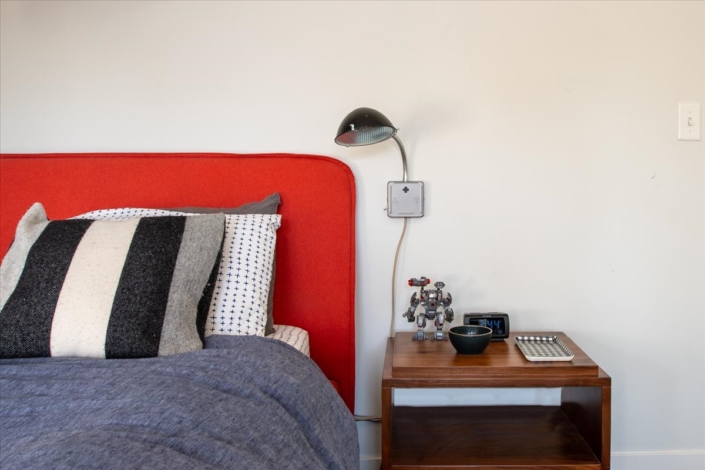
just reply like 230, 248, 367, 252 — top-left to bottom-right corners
0, 153, 356, 412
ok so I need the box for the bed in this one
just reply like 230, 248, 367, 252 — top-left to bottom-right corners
0, 153, 357, 469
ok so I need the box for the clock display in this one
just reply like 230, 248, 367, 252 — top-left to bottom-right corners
469, 318, 506, 335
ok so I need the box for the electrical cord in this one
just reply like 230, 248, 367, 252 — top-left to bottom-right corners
354, 415, 382, 422
360, 216, 406, 424
354, 220, 407, 425
390, 217, 408, 338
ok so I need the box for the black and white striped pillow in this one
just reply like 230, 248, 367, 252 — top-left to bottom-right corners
0, 203, 225, 359
75, 208, 281, 338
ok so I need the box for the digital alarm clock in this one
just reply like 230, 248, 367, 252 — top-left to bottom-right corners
463, 313, 510, 341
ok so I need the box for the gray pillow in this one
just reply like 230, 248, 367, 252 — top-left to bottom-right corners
168, 193, 280, 335
170, 192, 280, 215
0, 203, 225, 359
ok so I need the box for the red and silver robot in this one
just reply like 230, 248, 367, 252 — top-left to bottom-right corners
402, 277, 454, 340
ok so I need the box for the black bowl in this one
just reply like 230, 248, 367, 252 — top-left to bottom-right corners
449, 326, 493, 355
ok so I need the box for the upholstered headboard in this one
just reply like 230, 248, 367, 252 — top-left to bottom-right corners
0, 153, 356, 411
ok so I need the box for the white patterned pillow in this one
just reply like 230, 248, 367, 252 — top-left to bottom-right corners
268, 325, 310, 357
76, 208, 281, 337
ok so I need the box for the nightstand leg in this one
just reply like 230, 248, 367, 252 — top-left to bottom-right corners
601, 385, 611, 469
381, 386, 392, 469
561, 384, 612, 470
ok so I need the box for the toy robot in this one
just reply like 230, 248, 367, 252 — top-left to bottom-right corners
402, 277, 454, 340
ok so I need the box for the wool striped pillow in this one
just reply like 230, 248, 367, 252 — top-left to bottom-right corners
0, 203, 225, 359
75, 208, 281, 338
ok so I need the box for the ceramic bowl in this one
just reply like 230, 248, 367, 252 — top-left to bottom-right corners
448, 325, 493, 355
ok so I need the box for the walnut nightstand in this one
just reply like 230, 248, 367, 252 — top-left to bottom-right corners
381, 332, 611, 469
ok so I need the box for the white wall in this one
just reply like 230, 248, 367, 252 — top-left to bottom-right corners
2, 1, 704, 468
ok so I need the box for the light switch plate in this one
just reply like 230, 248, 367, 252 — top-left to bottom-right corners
678, 102, 701, 141
387, 181, 424, 218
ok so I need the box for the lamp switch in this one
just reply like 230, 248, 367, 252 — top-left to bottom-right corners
388, 181, 424, 218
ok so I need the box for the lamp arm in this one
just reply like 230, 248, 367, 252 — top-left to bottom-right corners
392, 135, 408, 182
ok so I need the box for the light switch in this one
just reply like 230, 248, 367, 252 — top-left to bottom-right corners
678, 102, 701, 141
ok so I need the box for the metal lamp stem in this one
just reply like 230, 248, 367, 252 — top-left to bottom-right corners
392, 135, 408, 182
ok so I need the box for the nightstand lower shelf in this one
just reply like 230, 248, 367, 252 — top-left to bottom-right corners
391, 405, 601, 469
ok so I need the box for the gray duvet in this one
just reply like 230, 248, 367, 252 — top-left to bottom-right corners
0, 335, 359, 470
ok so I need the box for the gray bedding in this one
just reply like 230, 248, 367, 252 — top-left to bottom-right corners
0, 335, 359, 470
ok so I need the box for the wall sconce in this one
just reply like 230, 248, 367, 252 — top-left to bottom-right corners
335, 107, 423, 336
335, 107, 423, 218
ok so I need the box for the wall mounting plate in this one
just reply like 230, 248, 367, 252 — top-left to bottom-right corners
387, 181, 424, 218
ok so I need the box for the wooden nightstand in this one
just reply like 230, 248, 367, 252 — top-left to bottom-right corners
381, 332, 611, 469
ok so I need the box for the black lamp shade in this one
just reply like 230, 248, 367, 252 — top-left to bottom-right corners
335, 107, 397, 147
